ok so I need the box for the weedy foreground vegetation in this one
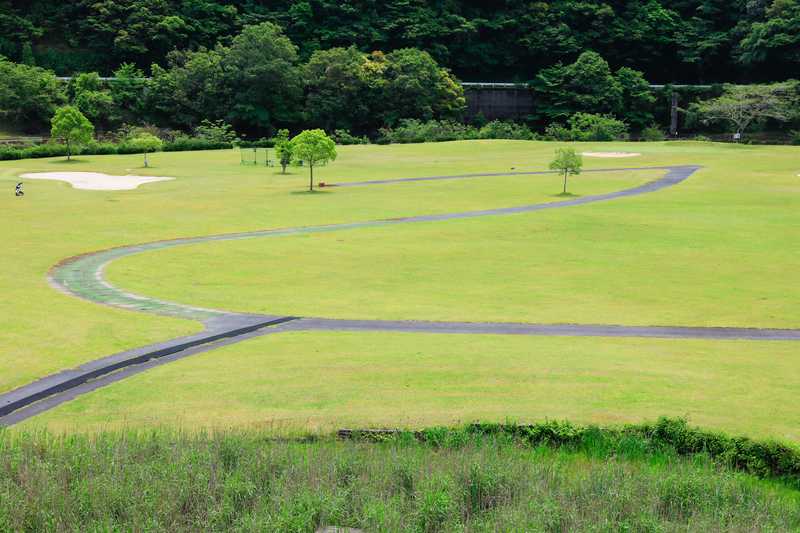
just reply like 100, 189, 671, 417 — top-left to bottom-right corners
1, 419, 799, 532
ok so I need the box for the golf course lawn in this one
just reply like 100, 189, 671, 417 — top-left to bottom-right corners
0, 142, 652, 393
3, 140, 799, 437
22, 331, 800, 442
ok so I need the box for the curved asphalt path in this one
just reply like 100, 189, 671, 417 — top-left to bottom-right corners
4, 164, 800, 426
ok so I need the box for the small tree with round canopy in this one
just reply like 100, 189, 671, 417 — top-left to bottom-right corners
274, 129, 293, 174
50, 105, 94, 161
125, 132, 163, 167
549, 147, 583, 194
289, 129, 337, 191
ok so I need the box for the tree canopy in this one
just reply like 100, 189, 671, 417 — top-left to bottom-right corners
690, 82, 800, 136
289, 129, 337, 191
125, 132, 163, 167
50, 105, 94, 160
549, 148, 583, 194
531, 51, 654, 128
0, 56, 64, 129
2, 0, 799, 84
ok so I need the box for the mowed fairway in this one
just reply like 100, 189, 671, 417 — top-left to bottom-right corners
3, 140, 800, 439
0, 141, 646, 392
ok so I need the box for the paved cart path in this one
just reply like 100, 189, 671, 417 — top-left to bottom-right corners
5, 164, 799, 426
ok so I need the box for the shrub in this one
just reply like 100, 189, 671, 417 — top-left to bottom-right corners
478, 120, 536, 140
640, 124, 665, 141
567, 113, 629, 141
20, 143, 69, 158
0, 147, 24, 160
790, 130, 800, 145
331, 129, 369, 145
0, 134, 236, 161
115, 142, 146, 155
462, 418, 800, 486
544, 113, 629, 142
163, 136, 233, 152
82, 141, 118, 155
193, 119, 239, 144
378, 119, 479, 144
543, 123, 573, 141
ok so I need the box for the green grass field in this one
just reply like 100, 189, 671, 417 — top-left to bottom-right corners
3, 140, 799, 439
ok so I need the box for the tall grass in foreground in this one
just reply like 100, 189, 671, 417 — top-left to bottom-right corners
0, 422, 799, 531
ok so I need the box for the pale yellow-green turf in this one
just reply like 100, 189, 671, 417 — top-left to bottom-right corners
22, 331, 800, 442
2, 140, 800, 439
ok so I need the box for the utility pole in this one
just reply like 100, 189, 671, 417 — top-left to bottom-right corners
670, 91, 679, 137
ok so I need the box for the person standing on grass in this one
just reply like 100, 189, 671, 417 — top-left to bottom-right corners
15, 182, 23, 197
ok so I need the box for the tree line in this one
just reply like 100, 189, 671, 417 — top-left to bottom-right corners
3, 25, 799, 143
1, 0, 799, 84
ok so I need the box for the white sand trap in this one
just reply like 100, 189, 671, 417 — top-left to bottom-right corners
582, 151, 641, 158
19, 172, 174, 190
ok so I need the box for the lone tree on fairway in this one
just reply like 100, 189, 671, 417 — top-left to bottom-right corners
125, 132, 163, 167
691, 82, 799, 140
274, 129, 293, 174
289, 129, 337, 191
549, 147, 583, 194
50, 106, 94, 161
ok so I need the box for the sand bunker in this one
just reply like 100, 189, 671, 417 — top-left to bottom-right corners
19, 172, 174, 190
582, 152, 641, 158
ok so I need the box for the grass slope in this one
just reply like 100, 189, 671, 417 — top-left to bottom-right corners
1, 424, 798, 531
25, 331, 800, 441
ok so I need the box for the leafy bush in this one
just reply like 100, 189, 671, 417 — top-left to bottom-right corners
115, 142, 145, 155
478, 120, 536, 140
543, 113, 629, 141
193, 119, 239, 144
163, 136, 233, 152
0, 147, 24, 160
20, 143, 69, 158
82, 141, 118, 155
378, 119, 479, 144
1, 136, 234, 161
543, 123, 574, 141
331, 129, 369, 145
640, 124, 665, 141
567, 113, 629, 141
463, 418, 800, 486
790, 130, 800, 145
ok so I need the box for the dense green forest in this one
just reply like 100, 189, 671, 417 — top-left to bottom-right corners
1, 0, 799, 83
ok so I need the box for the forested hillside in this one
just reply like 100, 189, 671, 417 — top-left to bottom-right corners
1, 0, 798, 82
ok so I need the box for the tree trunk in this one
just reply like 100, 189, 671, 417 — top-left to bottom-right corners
309, 163, 314, 191
67, 139, 71, 161
563, 170, 568, 194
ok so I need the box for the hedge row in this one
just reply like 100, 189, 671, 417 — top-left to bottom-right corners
344, 417, 800, 488
0, 138, 235, 161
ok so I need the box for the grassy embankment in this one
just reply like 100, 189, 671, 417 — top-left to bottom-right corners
1, 419, 799, 532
